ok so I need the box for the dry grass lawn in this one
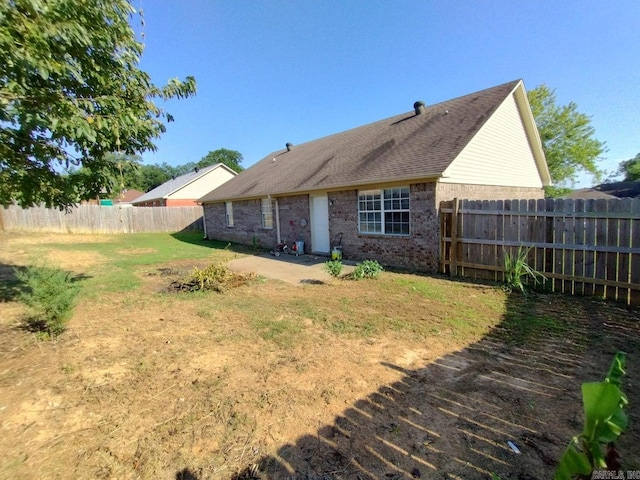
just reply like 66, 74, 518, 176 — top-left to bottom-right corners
0, 232, 639, 479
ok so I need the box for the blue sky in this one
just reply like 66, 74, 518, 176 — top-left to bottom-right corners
137, 1, 639, 187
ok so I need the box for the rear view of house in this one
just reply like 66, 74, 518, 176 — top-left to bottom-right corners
200, 80, 551, 271
133, 163, 237, 207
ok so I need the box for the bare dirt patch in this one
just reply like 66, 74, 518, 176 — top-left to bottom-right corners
2, 232, 114, 246
1, 236, 639, 480
46, 249, 107, 270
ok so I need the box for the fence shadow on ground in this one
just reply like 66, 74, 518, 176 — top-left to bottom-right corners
230, 292, 640, 479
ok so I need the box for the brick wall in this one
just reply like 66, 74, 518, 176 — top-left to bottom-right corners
135, 199, 166, 207
329, 183, 441, 271
203, 195, 311, 252
204, 182, 545, 272
435, 183, 544, 204
276, 195, 311, 253
204, 199, 276, 249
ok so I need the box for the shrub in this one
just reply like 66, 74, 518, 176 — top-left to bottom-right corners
171, 263, 253, 293
14, 264, 80, 337
323, 260, 343, 278
352, 260, 383, 280
502, 245, 545, 294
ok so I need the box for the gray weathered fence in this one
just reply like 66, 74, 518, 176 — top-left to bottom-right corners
440, 198, 640, 305
0, 204, 203, 234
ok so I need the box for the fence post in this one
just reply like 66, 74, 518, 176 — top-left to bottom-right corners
450, 198, 459, 277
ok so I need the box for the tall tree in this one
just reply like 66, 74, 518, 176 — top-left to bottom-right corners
0, 0, 196, 209
137, 164, 173, 192
617, 153, 640, 181
528, 85, 606, 196
198, 148, 244, 173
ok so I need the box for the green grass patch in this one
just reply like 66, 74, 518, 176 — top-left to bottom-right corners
252, 317, 303, 348
68, 233, 236, 295
329, 319, 377, 337
496, 298, 570, 345
393, 277, 448, 300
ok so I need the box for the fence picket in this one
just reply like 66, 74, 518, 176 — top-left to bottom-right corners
1, 205, 203, 234
440, 197, 640, 306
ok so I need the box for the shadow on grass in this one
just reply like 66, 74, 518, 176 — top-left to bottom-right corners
0, 263, 91, 303
230, 292, 640, 479
175, 468, 200, 480
0, 263, 25, 302
170, 232, 264, 256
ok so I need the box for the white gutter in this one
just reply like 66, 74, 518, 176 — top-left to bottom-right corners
275, 198, 281, 244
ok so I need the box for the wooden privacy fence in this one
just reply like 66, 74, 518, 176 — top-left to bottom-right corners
440, 198, 640, 306
0, 204, 204, 234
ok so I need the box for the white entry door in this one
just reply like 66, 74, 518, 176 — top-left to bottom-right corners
310, 194, 330, 253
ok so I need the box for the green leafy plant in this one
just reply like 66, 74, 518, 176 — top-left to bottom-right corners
352, 260, 383, 280
323, 260, 343, 278
502, 245, 545, 294
14, 264, 81, 337
554, 352, 628, 479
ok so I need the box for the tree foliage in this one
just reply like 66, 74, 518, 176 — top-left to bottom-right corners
197, 148, 244, 173
528, 85, 606, 193
100, 148, 244, 194
0, 0, 196, 209
617, 153, 640, 181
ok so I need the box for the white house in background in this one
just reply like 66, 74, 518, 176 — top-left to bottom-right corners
133, 163, 237, 207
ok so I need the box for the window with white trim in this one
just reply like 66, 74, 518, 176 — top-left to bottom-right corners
261, 198, 273, 229
225, 201, 234, 227
358, 187, 410, 235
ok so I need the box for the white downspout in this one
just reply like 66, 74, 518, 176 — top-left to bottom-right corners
202, 203, 208, 239
275, 198, 281, 244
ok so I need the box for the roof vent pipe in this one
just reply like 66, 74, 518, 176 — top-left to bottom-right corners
286, 142, 293, 151
414, 101, 426, 115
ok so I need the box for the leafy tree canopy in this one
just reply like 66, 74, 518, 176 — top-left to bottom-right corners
197, 148, 243, 173
0, 0, 196, 209
103, 149, 244, 194
528, 85, 606, 196
617, 153, 640, 181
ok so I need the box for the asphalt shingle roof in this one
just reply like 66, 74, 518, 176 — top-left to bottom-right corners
568, 181, 640, 199
200, 80, 521, 203
133, 164, 222, 204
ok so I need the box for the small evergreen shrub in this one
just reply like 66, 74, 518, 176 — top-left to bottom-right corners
323, 260, 343, 278
352, 260, 383, 280
14, 264, 80, 337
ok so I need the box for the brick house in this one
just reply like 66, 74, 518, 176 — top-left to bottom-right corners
132, 163, 236, 207
199, 80, 551, 271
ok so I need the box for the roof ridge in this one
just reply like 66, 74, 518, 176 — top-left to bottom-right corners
259, 79, 522, 160
200, 79, 531, 203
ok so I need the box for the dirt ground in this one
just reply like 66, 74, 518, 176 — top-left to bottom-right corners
1, 236, 639, 480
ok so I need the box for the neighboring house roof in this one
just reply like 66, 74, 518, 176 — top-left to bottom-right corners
113, 189, 144, 203
133, 163, 236, 204
567, 181, 640, 200
200, 79, 550, 203
566, 188, 617, 200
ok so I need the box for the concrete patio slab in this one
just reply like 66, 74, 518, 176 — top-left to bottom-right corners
227, 253, 354, 285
